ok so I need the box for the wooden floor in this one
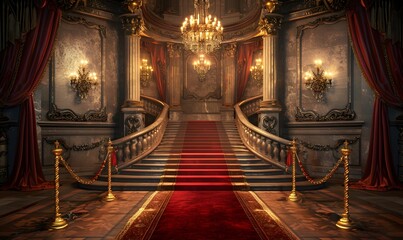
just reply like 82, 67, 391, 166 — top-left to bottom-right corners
0, 179, 403, 239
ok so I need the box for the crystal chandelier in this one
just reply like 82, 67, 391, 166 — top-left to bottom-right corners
181, 0, 223, 54
193, 54, 211, 81
69, 60, 98, 100
250, 58, 263, 87
304, 59, 332, 102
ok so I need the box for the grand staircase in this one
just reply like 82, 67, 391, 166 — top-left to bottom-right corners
79, 121, 325, 191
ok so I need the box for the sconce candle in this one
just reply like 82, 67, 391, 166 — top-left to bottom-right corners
304, 59, 332, 102
140, 59, 153, 87
69, 60, 98, 100
193, 54, 211, 82
250, 58, 263, 87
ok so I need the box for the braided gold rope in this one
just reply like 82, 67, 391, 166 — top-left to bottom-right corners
295, 153, 344, 185
59, 153, 109, 185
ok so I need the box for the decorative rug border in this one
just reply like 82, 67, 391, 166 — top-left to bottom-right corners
115, 191, 173, 240
235, 191, 300, 240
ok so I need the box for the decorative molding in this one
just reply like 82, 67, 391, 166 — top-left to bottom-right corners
47, 104, 107, 122
296, 14, 352, 122
62, 15, 106, 38
295, 104, 356, 122
47, 15, 106, 122
183, 87, 221, 101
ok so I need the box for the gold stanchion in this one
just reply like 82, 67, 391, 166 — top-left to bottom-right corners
336, 141, 354, 229
50, 141, 68, 230
288, 139, 299, 202
103, 139, 116, 202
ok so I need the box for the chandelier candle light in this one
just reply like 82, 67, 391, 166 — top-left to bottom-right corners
181, 0, 223, 54
140, 59, 153, 87
193, 54, 211, 81
304, 59, 332, 102
69, 60, 98, 100
250, 58, 263, 87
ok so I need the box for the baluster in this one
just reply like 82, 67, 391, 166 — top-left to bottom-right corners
130, 139, 137, 158
143, 134, 148, 150
266, 139, 272, 159
117, 145, 124, 162
273, 142, 279, 162
147, 132, 152, 148
261, 136, 266, 154
280, 145, 286, 163
256, 135, 261, 152
124, 142, 131, 161
251, 133, 256, 150
137, 136, 143, 154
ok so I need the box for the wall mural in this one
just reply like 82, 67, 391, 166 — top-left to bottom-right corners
46, 15, 107, 122
295, 14, 355, 121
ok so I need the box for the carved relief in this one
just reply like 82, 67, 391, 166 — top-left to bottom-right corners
295, 104, 356, 122
224, 43, 237, 57
167, 43, 182, 58
125, 115, 144, 134
260, 115, 277, 134
121, 14, 144, 36
47, 104, 107, 122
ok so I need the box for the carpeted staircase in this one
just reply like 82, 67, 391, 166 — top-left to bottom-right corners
79, 121, 324, 191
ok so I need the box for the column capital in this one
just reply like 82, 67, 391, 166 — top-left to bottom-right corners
120, 13, 143, 36
167, 43, 183, 58
259, 13, 283, 36
223, 43, 237, 57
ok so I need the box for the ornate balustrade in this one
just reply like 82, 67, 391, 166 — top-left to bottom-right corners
235, 95, 291, 169
110, 95, 169, 169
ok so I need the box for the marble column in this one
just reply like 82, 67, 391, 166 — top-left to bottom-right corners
120, 12, 145, 135
258, 9, 283, 135
221, 43, 237, 121
167, 43, 183, 121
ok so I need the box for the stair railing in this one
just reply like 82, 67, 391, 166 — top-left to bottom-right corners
111, 95, 169, 169
234, 95, 291, 169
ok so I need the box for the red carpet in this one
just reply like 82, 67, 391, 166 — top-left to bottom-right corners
150, 121, 261, 239
118, 121, 295, 240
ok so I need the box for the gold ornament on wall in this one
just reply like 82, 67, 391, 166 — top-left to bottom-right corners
304, 59, 332, 102
140, 59, 153, 87
69, 60, 98, 100
193, 54, 211, 82
250, 58, 263, 87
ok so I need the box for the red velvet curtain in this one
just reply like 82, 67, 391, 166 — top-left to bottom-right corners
347, 0, 402, 190
0, 0, 61, 190
141, 39, 167, 101
236, 38, 263, 102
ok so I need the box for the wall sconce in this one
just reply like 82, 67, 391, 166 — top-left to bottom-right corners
193, 54, 211, 82
69, 60, 98, 100
250, 58, 263, 87
140, 59, 153, 87
304, 59, 332, 102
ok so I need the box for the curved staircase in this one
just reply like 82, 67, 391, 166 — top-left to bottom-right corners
79, 121, 325, 191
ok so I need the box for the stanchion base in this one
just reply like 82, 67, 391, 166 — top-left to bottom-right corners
288, 192, 299, 202
49, 216, 68, 230
104, 192, 116, 202
336, 216, 354, 230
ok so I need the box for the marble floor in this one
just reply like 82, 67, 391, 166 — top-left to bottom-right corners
0, 180, 402, 240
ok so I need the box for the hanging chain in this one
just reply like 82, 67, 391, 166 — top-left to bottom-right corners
59, 152, 109, 185
295, 153, 344, 185
44, 137, 109, 152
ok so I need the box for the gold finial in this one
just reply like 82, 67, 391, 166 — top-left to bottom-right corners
343, 140, 349, 149
54, 140, 60, 149
264, 0, 278, 13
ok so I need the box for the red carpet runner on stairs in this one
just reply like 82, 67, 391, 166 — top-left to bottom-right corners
149, 121, 261, 239
118, 121, 294, 240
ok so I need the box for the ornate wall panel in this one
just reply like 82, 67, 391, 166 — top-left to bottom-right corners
46, 15, 107, 121
295, 14, 355, 121
182, 51, 222, 114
